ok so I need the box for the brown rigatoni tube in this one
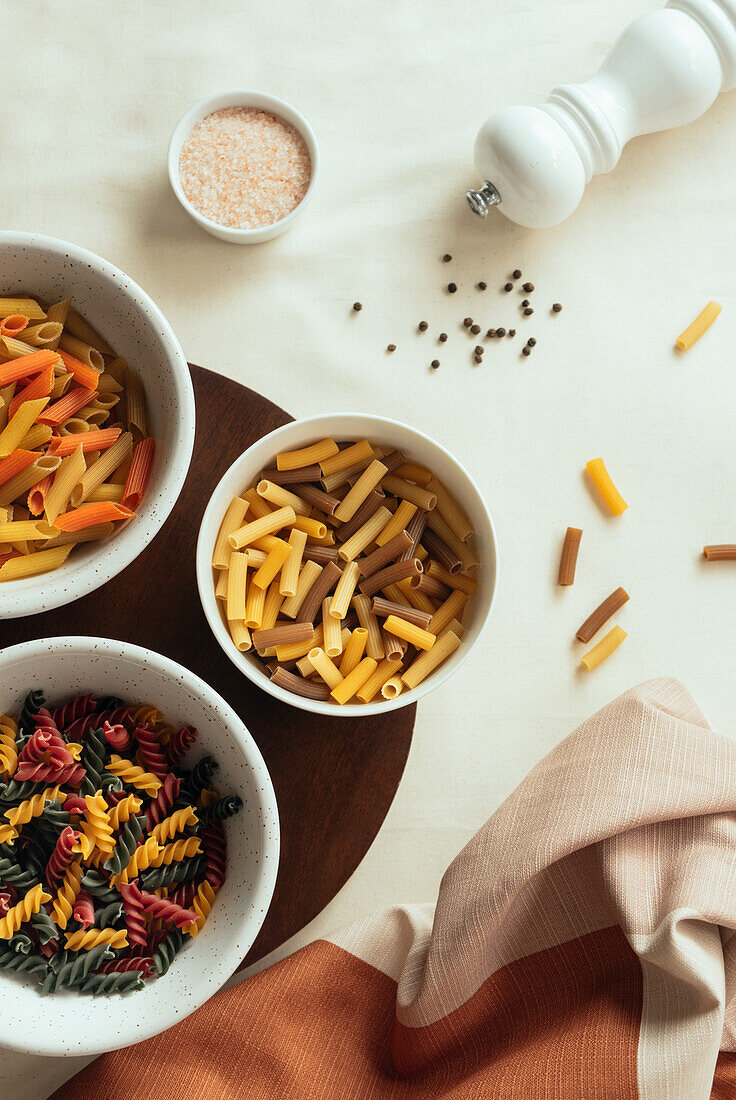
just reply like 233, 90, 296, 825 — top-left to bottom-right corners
335, 488, 387, 542
358, 557, 422, 598
398, 509, 427, 562
371, 597, 432, 630
411, 574, 451, 601
359, 530, 413, 577
558, 527, 583, 586
260, 464, 322, 485
303, 545, 340, 565
378, 450, 406, 474
422, 528, 462, 574
703, 545, 736, 561
575, 587, 629, 644
296, 560, 343, 623
270, 666, 331, 700
251, 622, 315, 650
290, 483, 342, 515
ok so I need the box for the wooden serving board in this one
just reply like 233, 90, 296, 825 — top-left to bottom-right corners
0, 365, 415, 967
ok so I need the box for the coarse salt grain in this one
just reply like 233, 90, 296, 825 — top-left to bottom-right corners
178, 107, 311, 230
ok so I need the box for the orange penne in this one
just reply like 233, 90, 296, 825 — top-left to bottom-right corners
47, 427, 121, 457
0, 350, 60, 388
53, 501, 135, 532
7, 366, 55, 418
27, 473, 54, 516
0, 315, 29, 338
38, 386, 98, 426
122, 438, 155, 510
0, 449, 38, 488
56, 349, 100, 390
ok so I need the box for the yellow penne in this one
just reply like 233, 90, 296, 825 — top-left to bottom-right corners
123, 367, 147, 437
0, 457, 61, 509
425, 561, 477, 595
228, 620, 252, 652
428, 589, 468, 637
0, 520, 58, 542
85, 483, 124, 503
43, 445, 86, 524
42, 522, 114, 549
21, 322, 63, 348
291, 515, 327, 540
18, 424, 52, 450
260, 581, 285, 631
0, 544, 73, 581
675, 300, 721, 350
380, 474, 437, 512
381, 675, 404, 700
0, 298, 46, 320
215, 568, 229, 601
59, 333, 104, 372
70, 431, 132, 505
0, 398, 49, 457
242, 488, 273, 520
319, 439, 373, 477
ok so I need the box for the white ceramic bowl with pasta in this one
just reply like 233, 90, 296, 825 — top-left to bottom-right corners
0, 233, 195, 619
196, 413, 498, 716
0, 636, 279, 1056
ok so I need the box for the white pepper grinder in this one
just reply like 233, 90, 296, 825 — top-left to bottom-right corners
467, 0, 736, 227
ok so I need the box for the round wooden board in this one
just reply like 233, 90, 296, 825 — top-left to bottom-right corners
0, 365, 415, 967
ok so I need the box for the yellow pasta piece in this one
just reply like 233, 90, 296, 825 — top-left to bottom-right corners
149, 805, 198, 844
242, 487, 273, 520
0, 520, 58, 542
338, 506, 393, 562
356, 658, 404, 703
585, 458, 628, 516
0, 298, 46, 320
381, 675, 404, 700
374, 499, 417, 547
260, 581, 285, 631
0, 714, 18, 778
257, 480, 311, 516
276, 438, 338, 471
275, 624, 323, 662
4, 785, 65, 826
305, 647, 344, 689
212, 497, 249, 568
251, 538, 291, 589
0, 824, 19, 844
148, 836, 201, 868
330, 657, 378, 705
383, 615, 436, 651
0, 397, 49, 457
580, 625, 627, 671
401, 628, 462, 690
675, 301, 721, 350
226, 552, 248, 621
50, 860, 83, 929
380, 474, 437, 512
427, 477, 474, 542
228, 619, 252, 652
0, 884, 52, 939
428, 590, 467, 637
425, 561, 477, 595
182, 879, 216, 937
105, 755, 162, 795
339, 627, 368, 676
229, 506, 296, 550
322, 597, 343, 657
245, 579, 266, 629
319, 439, 374, 477
112, 836, 162, 886
334, 461, 388, 522
279, 527, 307, 597
107, 794, 142, 831
64, 927, 128, 951
78, 792, 114, 862
329, 561, 361, 619
352, 594, 385, 660
291, 515, 327, 540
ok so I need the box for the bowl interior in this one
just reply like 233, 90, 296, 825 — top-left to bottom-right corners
197, 414, 497, 716
0, 234, 194, 617
0, 638, 278, 1056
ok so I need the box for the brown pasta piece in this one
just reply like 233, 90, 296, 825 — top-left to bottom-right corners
382, 628, 406, 661
252, 622, 315, 649
558, 527, 583, 586
359, 531, 413, 577
359, 558, 422, 598
260, 464, 322, 485
290, 483, 342, 515
379, 450, 406, 473
371, 597, 432, 630
421, 528, 461, 574
398, 509, 428, 561
335, 488, 387, 543
303, 546, 341, 565
411, 574, 451, 601
575, 587, 630, 644
703, 545, 736, 561
297, 561, 343, 623
270, 666, 331, 700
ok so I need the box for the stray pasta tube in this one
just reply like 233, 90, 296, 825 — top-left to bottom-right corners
675, 301, 721, 350
703, 545, 736, 561
557, 527, 583, 586
576, 587, 629, 644
580, 625, 627, 671
586, 458, 627, 516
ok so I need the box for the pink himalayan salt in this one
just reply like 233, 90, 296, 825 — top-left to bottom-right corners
178, 107, 311, 230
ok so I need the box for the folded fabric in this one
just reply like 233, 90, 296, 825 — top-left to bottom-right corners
54, 677, 736, 1099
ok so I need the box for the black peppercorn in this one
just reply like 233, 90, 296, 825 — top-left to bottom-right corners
512, 269, 522, 279
477, 281, 487, 290
508, 329, 516, 337
521, 299, 529, 307
470, 324, 481, 335
552, 303, 562, 312
474, 345, 484, 355
522, 346, 531, 357
463, 317, 473, 328
523, 307, 534, 316
438, 332, 448, 342
448, 283, 457, 293
522, 282, 534, 292
443, 253, 452, 262
352, 302, 362, 312
431, 359, 440, 369
387, 344, 396, 352
527, 337, 537, 347
496, 327, 506, 337
418, 321, 428, 332
504, 282, 513, 292
486, 329, 496, 338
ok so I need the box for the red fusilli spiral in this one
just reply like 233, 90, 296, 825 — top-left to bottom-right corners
134, 726, 168, 781
204, 820, 227, 889
118, 881, 147, 948
102, 721, 131, 753
0, 891, 11, 916
15, 759, 85, 785
46, 825, 82, 891
72, 889, 95, 927
51, 694, 96, 732
65, 706, 132, 740
145, 929, 168, 955
63, 795, 88, 815
169, 881, 196, 910
98, 956, 155, 977
128, 883, 197, 929
39, 939, 60, 958
167, 726, 198, 767
33, 707, 60, 731
18, 727, 74, 767
145, 772, 181, 830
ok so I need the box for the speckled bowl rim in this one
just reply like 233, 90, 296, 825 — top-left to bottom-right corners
0, 636, 280, 1057
0, 233, 195, 619
167, 90, 320, 242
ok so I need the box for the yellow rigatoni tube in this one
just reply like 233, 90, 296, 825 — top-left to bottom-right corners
428, 590, 467, 637
305, 647, 344, 690
329, 561, 361, 618
212, 497, 249, 568
226, 553, 248, 622
339, 627, 368, 676
229, 506, 296, 550
279, 528, 307, 597
281, 560, 323, 619
276, 438, 339, 471
401, 628, 462, 690
244, 580, 266, 629
251, 539, 291, 590
330, 657, 378, 705
355, 658, 403, 703
675, 301, 721, 350
383, 615, 436, 651
375, 499, 417, 547
585, 458, 628, 516
338, 506, 393, 562
322, 598, 343, 657
580, 625, 627, 671
257, 480, 311, 516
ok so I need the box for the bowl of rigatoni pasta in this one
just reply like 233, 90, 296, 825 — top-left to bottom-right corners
196, 414, 498, 715
0, 233, 195, 618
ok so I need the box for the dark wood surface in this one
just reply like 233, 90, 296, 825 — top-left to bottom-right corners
0, 365, 415, 966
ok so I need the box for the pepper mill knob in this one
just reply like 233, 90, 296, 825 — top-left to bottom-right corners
468, 0, 736, 228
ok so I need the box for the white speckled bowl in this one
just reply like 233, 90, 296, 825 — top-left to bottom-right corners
196, 413, 498, 716
0, 637, 279, 1057
0, 233, 195, 619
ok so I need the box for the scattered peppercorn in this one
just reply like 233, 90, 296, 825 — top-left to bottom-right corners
431, 359, 440, 369
522, 282, 535, 292
552, 303, 563, 312
527, 337, 537, 347
486, 329, 496, 338
470, 324, 481, 335
503, 282, 513, 292
508, 329, 516, 337
521, 299, 529, 307
512, 269, 522, 279
418, 321, 428, 332
522, 346, 531, 357
523, 307, 534, 316
477, 281, 487, 290
443, 254, 452, 262
496, 327, 506, 337
438, 332, 448, 342
474, 355, 483, 364
387, 344, 396, 353
474, 345, 484, 355
352, 302, 362, 312
448, 283, 457, 293
463, 317, 473, 328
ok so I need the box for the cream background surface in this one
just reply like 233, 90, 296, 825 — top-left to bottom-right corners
4, 0, 736, 1093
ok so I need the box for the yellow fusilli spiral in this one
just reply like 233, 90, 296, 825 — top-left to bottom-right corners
198, 788, 219, 808
149, 836, 201, 868
0, 824, 18, 845
107, 793, 142, 831
112, 836, 161, 886
131, 704, 162, 728
106, 755, 162, 795
149, 805, 198, 844
0, 884, 52, 939
66, 742, 83, 761
4, 785, 64, 827
79, 792, 114, 863
0, 714, 18, 778
64, 927, 128, 952
154, 723, 175, 746
183, 880, 216, 938
51, 860, 83, 929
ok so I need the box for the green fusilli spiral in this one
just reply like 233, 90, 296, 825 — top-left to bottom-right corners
40, 944, 114, 994
103, 814, 144, 876
81, 970, 144, 995
0, 948, 47, 977
140, 854, 205, 891
80, 727, 108, 797
152, 929, 184, 977
0, 857, 39, 891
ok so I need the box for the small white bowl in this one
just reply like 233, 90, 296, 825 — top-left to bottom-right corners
0, 233, 195, 620
0, 636, 279, 1056
196, 414, 498, 716
168, 90, 319, 244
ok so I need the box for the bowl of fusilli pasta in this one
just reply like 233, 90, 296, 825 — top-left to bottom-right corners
0, 636, 279, 1055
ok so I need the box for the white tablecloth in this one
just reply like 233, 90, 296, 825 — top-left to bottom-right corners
7, 0, 736, 1093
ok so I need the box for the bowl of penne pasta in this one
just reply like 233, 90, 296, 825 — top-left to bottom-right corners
0, 636, 279, 1055
0, 232, 195, 618
197, 414, 498, 715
